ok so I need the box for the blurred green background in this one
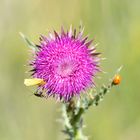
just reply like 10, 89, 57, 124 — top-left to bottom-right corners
0, 0, 140, 140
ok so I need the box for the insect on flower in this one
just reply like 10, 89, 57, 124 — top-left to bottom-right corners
24, 78, 46, 97
24, 78, 46, 86
34, 91, 44, 98
24, 26, 101, 101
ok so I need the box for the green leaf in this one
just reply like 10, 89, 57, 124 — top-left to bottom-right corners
19, 32, 36, 51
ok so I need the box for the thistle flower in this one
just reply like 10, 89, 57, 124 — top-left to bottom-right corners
25, 26, 100, 101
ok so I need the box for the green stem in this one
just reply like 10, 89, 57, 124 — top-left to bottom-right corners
62, 100, 87, 140
62, 81, 115, 140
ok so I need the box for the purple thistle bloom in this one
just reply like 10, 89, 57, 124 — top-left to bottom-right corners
29, 26, 100, 101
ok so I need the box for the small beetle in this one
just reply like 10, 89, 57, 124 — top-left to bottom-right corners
112, 75, 121, 85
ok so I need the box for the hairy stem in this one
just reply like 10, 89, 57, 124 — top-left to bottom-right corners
62, 80, 116, 140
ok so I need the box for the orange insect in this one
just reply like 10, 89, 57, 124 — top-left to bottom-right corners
112, 75, 121, 85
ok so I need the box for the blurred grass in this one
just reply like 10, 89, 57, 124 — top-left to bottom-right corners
0, 0, 140, 140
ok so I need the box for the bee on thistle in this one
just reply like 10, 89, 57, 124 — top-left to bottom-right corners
23, 26, 101, 101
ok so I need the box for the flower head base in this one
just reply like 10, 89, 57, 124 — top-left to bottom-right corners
27, 26, 100, 101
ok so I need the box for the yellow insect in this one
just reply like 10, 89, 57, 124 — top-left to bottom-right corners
24, 78, 46, 86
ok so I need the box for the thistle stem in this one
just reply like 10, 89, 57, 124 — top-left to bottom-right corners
62, 100, 87, 140
62, 81, 116, 140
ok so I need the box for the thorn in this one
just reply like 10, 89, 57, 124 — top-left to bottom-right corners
94, 43, 99, 47
69, 25, 72, 37
19, 32, 36, 51
101, 57, 107, 60
36, 44, 41, 48
101, 70, 107, 74
90, 45, 95, 50
61, 26, 66, 36
117, 65, 123, 73
73, 28, 76, 39
54, 30, 60, 40
91, 52, 101, 56
40, 35, 48, 41
88, 93, 94, 100
78, 26, 85, 39
29, 68, 36, 72
79, 21, 83, 31
81, 36, 88, 44
85, 39, 93, 47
